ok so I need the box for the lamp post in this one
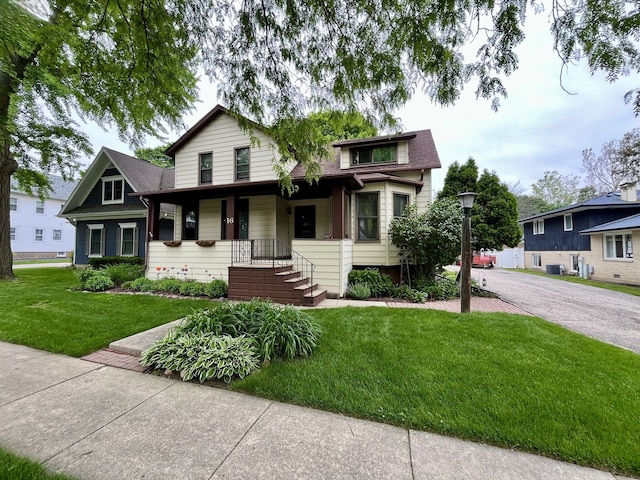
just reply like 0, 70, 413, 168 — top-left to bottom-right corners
458, 192, 477, 313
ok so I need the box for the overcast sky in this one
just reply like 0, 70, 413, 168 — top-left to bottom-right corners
81, 12, 639, 196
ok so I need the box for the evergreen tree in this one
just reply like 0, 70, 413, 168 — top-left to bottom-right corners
437, 158, 478, 200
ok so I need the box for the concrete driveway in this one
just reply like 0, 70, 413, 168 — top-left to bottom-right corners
472, 268, 640, 355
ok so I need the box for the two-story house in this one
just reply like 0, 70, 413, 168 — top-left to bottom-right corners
10, 174, 78, 260
59, 148, 174, 264
521, 188, 640, 284
134, 105, 441, 304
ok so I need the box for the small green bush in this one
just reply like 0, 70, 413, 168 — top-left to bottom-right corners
425, 276, 459, 300
89, 256, 144, 268
346, 282, 371, 300
83, 275, 114, 292
179, 280, 208, 297
102, 263, 145, 286
141, 331, 260, 383
129, 277, 156, 292
348, 268, 394, 297
207, 279, 228, 298
74, 266, 97, 284
156, 278, 183, 294
394, 285, 427, 303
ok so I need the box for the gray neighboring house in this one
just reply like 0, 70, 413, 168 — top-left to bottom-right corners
59, 147, 175, 265
10, 174, 78, 260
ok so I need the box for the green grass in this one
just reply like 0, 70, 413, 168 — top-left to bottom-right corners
511, 268, 640, 296
232, 307, 640, 476
0, 268, 213, 356
0, 447, 77, 480
13, 259, 70, 265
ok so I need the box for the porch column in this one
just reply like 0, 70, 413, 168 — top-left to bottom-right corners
225, 194, 236, 240
147, 199, 160, 241
331, 185, 346, 239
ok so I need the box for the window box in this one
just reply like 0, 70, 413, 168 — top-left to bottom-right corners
163, 240, 182, 247
196, 240, 216, 247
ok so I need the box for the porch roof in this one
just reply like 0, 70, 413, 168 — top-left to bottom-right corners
133, 172, 365, 204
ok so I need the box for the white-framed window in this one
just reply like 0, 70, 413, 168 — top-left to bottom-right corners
35, 200, 45, 214
10, 227, 16, 241
532, 253, 542, 267
235, 147, 250, 181
199, 152, 213, 184
393, 193, 410, 218
356, 192, 379, 240
569, 254, 580, 272
604, 233, 633, 260
56, 251, 67, 258
102, 176, 124, 204
351, 144, 397, 165
53, 229, 62, 241
533, 219, 545, 235
564, 214, 573, 231
87, 224, 105, 257
117, 222, 139, 257
10, 197, 17, 211
35, 228, 44, 241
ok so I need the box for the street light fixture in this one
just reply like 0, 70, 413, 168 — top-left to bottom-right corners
458, 192, 477, 313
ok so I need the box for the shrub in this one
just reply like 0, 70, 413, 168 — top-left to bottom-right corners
207, 279, 228, 298
395, 285, 427, 303
348, 268, 394, 297
425, 275, 459, 301
74, 266, 97, 284
140, 331, 260, 383
156, 278, 183, 294
346, 282, 371, 300
89, 256, 144, 268
129, 277, 156, 292
83, 275, 114, 292
176, 299, 321, 362
102, 263, 145, 286
179, 280, 208, 297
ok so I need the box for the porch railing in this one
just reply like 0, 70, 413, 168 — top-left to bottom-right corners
231, 239, 315, 287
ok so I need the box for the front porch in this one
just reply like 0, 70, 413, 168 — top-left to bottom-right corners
146, 238, 353, 304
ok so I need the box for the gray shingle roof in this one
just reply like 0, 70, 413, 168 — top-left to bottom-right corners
10, 174, 78, 200
102, 148, 170, 193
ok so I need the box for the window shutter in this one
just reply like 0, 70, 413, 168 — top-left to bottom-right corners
85, 227, 90, 256
100, 228, 106, 256
116, 227, 122, 256
133, 227, 139, 256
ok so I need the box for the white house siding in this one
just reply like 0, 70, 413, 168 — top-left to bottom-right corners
394, 170, 432, 212
248, 196, 276, 239
583, 232, 640, 285
146, 241, 232, 282
292, 239, 353, 296
199, 199, 221, 240
10, 192, 75, 259
173, 114, 281, 189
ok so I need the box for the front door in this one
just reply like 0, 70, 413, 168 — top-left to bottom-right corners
294, 205, 316, 239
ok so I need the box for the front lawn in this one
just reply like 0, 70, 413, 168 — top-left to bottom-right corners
0, 447, 77, 480
232, 307, 640, 476
0, 268, 213, 356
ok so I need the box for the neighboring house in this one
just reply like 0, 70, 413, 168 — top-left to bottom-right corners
520, 188, 640, 284
134, 105, 441, 305
59, 148, 174, 265
10, 174, 78, 260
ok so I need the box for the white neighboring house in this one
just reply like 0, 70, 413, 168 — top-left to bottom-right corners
10, 174, 78, 260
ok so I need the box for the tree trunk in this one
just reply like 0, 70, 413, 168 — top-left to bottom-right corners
0, 152, 17, 280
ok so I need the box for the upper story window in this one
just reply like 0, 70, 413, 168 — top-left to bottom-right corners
10, 197, 17, 211
199, 152, 213, 184
564, 214, 573, 231
235, 147, 250, 181
605, 233, 633, 260
35, 200, 45, 214
102, 176, 124, 204
533, 219, 544, 235
393, 193, 409, 218
351, 143, 397, 166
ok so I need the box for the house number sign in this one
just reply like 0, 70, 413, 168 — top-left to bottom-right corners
225, 217, 234, 224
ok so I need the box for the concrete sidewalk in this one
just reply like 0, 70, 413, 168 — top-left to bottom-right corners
1, 341, 631, 480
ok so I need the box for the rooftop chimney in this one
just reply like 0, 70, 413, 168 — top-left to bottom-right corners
621, 185, 638, 202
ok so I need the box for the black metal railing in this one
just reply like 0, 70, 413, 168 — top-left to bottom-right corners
231, 239, 315, 287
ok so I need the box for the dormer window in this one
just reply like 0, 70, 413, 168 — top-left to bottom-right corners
351, 143, 397, 165
102, 176, 124, 204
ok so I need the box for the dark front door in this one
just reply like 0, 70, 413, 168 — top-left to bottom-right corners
295, 205, 316, 239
